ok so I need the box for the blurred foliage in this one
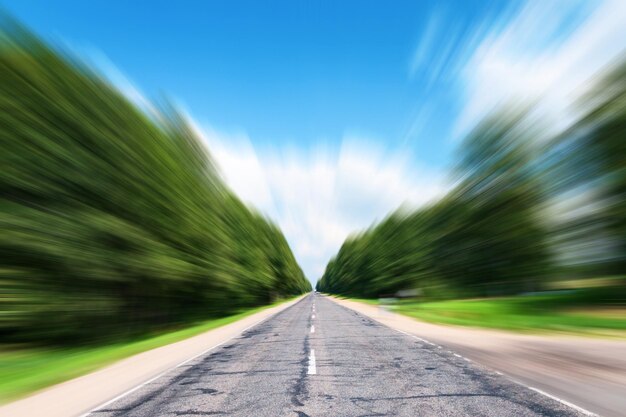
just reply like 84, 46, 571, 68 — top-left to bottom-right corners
317, 60, 626, 302
0, 22, 310, 345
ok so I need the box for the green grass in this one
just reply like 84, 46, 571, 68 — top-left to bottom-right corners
0, 297, 297, 404
390, 292, 626, 335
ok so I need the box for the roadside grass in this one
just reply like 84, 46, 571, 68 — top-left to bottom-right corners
348, 288, 626, 336
0, 297, 297, 404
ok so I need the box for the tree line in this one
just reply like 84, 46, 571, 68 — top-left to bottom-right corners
0, 23, 310, 345
317, 61, 626, 300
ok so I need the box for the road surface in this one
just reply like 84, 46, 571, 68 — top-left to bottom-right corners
89, 294, 591, 417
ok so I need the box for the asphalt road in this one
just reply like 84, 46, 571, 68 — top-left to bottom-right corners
90, 294, 590, 417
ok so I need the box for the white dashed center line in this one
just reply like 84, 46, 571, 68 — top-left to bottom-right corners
307, 349, 317, 375
310, 325, 315, 333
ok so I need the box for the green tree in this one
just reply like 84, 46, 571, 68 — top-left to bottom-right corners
0, 21, 310, 345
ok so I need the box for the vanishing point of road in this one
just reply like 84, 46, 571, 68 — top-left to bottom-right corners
89, 294, 590, 417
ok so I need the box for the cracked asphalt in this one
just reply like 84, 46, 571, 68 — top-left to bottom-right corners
91, 294, 589, 417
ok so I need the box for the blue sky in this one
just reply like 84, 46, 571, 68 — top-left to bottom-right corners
3, 0, 516, 167
4, 0, 625, 283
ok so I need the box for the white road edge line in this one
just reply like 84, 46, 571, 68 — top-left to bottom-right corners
307, 349, 317, 375
527, 387, 597, 417
79, 301, 298, 417
389, 326, 598, 417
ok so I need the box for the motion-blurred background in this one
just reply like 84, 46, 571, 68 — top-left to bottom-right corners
0, 0, 624, 406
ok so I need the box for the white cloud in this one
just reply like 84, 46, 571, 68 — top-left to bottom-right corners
199, 126, 275, 211
455, 0, 626, 138
196, 127, 449, 283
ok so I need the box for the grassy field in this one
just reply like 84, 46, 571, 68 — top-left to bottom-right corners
354, 289, 626, 336
0, 297, 296, 404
